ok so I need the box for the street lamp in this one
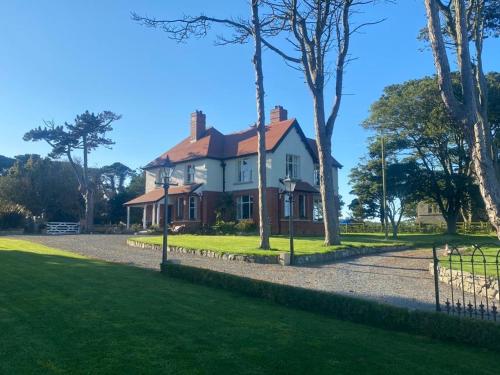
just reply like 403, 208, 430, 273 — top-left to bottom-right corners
280, 176, 298, 265
155, 156, 177, 268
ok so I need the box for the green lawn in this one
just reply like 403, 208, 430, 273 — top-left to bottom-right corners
132, 233, 498, 257
133, 234, 406, 256
0, 238, 498, 374
440, 244, 500, 277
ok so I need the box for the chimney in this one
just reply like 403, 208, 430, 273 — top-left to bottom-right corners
191, 110, 206, 141
270, 105, 288, 123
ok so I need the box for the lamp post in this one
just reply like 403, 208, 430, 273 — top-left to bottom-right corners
155, 156, 176, 268
280, 176, 298, 265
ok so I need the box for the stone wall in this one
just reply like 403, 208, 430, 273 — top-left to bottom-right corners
127, 239, 409, 266
430, 264, 499, 302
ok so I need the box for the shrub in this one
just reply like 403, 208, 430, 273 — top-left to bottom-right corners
234, 219, 257, 233
0, 202, 30, 230
212, 220, 236, 234
162, 262, 500, 352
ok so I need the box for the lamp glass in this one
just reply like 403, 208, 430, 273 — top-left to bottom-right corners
281, 177, 297, 193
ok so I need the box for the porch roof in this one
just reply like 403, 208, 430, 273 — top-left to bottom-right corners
124, 184, 202, 206
294, 181, 319, 193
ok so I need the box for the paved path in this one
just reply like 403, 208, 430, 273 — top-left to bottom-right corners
16, 234, 451, 311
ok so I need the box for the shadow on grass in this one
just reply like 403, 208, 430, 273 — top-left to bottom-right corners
0, 249, 499, 374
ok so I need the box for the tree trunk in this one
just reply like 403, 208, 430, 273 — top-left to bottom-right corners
313, 97, 340, 245
251, 0, 270, 249
471, 118, 500, 238
84, 188, 94, 232
424, 0, 500, 239
391, 222, 399, 239
444, 212, 458, 235
82, 135, 94, 232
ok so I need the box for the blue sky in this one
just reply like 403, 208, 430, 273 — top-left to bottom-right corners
1, 1, 499, 215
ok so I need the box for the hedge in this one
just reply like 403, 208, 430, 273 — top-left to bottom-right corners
162, 262, 500, 352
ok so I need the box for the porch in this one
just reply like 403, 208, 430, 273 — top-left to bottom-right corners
124, 184, 203, 230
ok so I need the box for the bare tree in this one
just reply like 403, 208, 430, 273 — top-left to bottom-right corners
424, 0, 500, 238
132, 0, 271, 248
259, 0, 382, 245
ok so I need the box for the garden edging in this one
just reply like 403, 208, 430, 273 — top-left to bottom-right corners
127, 238, 410, 265
429, 264, 499, 301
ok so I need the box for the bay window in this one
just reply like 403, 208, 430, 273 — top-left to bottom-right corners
236, 195, 253, 220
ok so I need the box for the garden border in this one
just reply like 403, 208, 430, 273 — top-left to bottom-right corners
127, 238, 410, 265
161, 261, 500, 352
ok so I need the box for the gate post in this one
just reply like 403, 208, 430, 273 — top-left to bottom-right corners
432, 245, 441, 312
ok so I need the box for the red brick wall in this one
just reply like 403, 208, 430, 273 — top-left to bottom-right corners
165, 188, 327, 236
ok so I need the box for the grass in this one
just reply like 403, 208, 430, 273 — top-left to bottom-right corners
440, 244, 500, 277
132, 234, 406, 256
131, 232, 498, 257
0, 238, 498, 374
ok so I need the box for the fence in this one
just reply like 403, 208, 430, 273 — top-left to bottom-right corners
46, 222, 80, 235
432, 244, 499, 322
340, 221, 493, 234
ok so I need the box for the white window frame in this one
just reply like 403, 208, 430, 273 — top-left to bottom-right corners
176, 197, 184, 219
236, 195, 254, 220
286, 154, 300, 179
189, 196, 197, 220
313, 197, 323, 222
237, 158, 252, 183
313, 165, 320, 186
298, 194, 306, 218
284, 194, 292, 218
186, 164, 195, 184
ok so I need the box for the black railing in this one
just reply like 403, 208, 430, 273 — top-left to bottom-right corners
432, 244, 500, 322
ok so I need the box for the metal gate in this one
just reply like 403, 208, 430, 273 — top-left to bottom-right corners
432, 244, 499, 321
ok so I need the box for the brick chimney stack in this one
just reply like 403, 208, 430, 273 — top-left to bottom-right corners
191, 110, 206, 141
270, 105, 288, 123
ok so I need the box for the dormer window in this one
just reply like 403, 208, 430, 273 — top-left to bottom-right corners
237, 158, 252, 183
286, 154, 300, 178
186, 164, 195, 184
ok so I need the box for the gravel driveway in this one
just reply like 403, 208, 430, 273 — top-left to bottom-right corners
16, 234, 453, 311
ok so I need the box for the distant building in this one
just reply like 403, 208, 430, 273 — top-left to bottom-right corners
415, 202, 445, 225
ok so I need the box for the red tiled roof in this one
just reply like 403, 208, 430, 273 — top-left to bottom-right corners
124, 184, 202, 206
145, 119, 297, 168
144, 118, 342, 169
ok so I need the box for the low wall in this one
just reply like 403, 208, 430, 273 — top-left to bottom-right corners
127, 239, 409, 266
430, 264, 499, 302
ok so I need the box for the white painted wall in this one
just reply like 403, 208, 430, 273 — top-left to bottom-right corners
267, 127, 316, 188
144, 126, 339, 195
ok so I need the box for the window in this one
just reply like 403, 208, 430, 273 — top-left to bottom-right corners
237, 158, 252, 182
299, 195, 306, 218
313, 197, 323, 222
427, 205, 433, 214
285, 154, 300, 178
236, 195, 254, 220
313, 165, 320, 186
284, 194, 292, 218
176, 197, 184, 219
186, 164, 195, 184
189, 196, 197, 220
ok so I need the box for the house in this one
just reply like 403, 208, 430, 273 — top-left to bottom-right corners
125, 106, 342, 235
415, 202, 445, 225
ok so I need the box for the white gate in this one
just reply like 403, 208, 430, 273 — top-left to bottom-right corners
46, 222, 80, 235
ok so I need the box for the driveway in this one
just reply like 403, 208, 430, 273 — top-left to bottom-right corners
16, 234, 449, 311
